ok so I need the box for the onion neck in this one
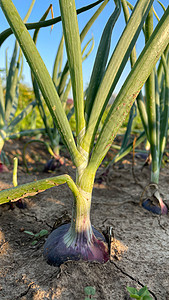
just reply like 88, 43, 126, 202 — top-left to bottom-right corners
64, 167, 95, 247
151, 168, 159, 184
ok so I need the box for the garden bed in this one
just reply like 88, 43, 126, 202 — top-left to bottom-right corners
0, 139, 169, 300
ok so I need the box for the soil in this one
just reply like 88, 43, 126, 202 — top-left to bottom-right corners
0, 138, 169, 300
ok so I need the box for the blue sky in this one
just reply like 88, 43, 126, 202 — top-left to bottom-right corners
0, 0, 168, 95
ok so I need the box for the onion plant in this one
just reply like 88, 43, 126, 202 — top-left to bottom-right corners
0, 49, 37, 167
100, 1, 169, 216
0, 0, 169, 266
0, 0, 38, 169
121, 1, 169, 214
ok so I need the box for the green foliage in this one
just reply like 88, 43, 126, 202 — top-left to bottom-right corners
0, 43, 37, 151
106, 1, 169, 184
29, 2, 102, 160
15, 84, 52, 132
84, 286, 96, 299
122, 1, 169, 185
24, 229, 48, 245
0, 0, 41, 162
127, 286, 153, 300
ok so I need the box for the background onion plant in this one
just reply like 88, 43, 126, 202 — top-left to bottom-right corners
0, 0, 169, 266
99, 1, 169, 215
0, 0, 38, 171
121, 1, 169, 214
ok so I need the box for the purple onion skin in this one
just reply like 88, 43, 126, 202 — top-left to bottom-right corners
43, 157, 64, 172
142, 199, 168, 215
142, 199, 161, 214
43, 223, 109, 266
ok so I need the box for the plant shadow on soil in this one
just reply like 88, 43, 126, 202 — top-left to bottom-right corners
0, 138, 169, 300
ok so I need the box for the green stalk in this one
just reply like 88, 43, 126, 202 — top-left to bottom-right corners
0, 0, 83, 168
115, 102, 137, 153
31, 5, 55, 145
82, 37, 94, 62
159, 54, 169, 165
82, 0, 154, 155
112, 132, 146, 165
136, 91, 149, 140
106, 0, 148, 170
155, 70, 160, 161
57, 0, 109, 100
52, 35, 64, 88
18, 51, 23, 82
5, 48, 8, 77
5, 41, 18, 121
104, 131, 146, 171
61, 37, 94, 109
59, 36, 94, 107
87, 6, 169, 173
0, 76, 5, 128
7, 128, 47, 139
121, 0, 149, 139
84, 0, 121, 123
0, 174, 79, 205
157, 1, 166, 12
60, 79, 71, 109
0, 132, 5, 153
81, 0, 109, 42
145, 8, 158, 183
59, 0, 85, 145
13, 157, 18, 187
31, 78, 53, 143
22, 0, 36, 23
157, 45, 169, 91
7, 48, 23, 123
